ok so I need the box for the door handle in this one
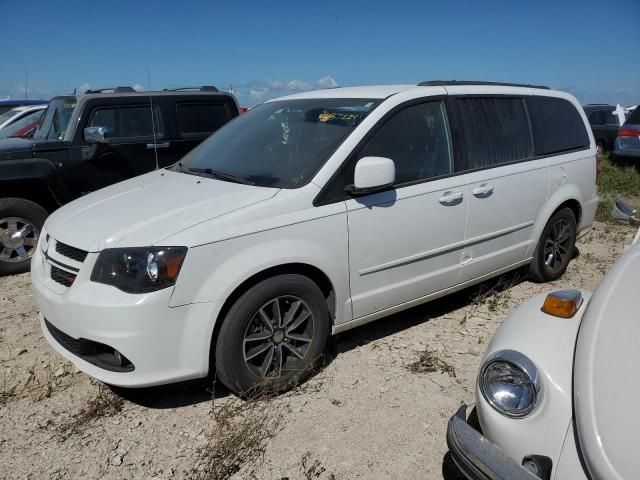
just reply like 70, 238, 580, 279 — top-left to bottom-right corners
147, 142, 170, 149
438, 191, 463, 205
472, 183, 494, 197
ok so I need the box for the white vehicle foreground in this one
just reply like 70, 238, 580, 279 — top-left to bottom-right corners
447, 224, 640, 479
31, 81, 598, 394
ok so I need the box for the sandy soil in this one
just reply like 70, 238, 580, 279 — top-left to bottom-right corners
0, 221, 635, 480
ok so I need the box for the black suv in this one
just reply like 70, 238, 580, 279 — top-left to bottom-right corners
0, 86, 239, 275
583, 104, 620, 153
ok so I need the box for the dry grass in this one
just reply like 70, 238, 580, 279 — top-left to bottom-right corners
406, 348, 456, 378
58, 383, 124, 439
191, 382, 285, 480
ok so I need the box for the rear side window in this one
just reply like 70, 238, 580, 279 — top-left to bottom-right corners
627, 107, 640, 125
176, 103, 229, 136
603, 110, 618, 125
588, 110, 605, 125
358, 101, 452, 184
528, 96, 590, 155
450, 97, 533, 172
88, 105, 164, 140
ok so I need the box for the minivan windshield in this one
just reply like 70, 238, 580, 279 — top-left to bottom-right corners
33, 97, 77, 141
174, 98, 380, 188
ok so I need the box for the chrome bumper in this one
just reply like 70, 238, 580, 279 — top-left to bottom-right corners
446, 406, 540, 480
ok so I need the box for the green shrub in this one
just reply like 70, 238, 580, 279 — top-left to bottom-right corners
596, 154, 640, 221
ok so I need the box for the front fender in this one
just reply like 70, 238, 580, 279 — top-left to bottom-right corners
0, 157, 67, 205
169, 211, 350, 324
477, 290, 591, 475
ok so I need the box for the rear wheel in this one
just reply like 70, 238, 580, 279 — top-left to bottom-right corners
530, 208, 577, 282
215, 274, 329, 395
0, 198, 48, 276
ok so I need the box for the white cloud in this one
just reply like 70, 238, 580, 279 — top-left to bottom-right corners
317, 76, 338, 89
133, 84, 145, 92
287, 80, 311, 91
77, 83, 91, 94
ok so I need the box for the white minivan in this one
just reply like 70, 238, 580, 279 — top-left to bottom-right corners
31, 81, 599, 394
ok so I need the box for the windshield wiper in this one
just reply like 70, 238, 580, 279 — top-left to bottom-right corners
186, 167, 255, 186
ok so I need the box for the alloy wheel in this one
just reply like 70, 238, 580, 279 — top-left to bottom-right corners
543, 218, 572, 273
242, 295, 314, 378
0, 217, 39, 263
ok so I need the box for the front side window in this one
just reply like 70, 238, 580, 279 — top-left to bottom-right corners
451, 97, 533, 172
88, 105, 164, 140
175, 98, 380, 188
34, 97, 77, 141
358, 101, 452, 184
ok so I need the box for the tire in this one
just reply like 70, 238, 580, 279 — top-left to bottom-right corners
530, 207, 577, 282
596, 141, 605, 154
0, 198, 48, 276
215, 274, 329, 395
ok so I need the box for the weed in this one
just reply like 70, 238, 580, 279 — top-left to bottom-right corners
58, 383, 124, 439
596, 155, 640, 222
300, 452, 328, 479
329, 398, 342, 407
0, 375, 17, 406
406, 348, 456, 378
192, 382, 284, 480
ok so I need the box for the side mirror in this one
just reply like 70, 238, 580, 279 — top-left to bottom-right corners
84, 126, 109, 144
346, 156, 395, 195
612, 200, 640, 226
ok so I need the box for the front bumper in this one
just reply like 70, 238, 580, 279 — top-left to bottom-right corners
446, 406, 540, 480
32, 246, 222, 387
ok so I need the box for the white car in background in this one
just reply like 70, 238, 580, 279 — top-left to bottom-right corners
448, 211, 640, 479
0, 105, 47, 137
32, 81, 598, 394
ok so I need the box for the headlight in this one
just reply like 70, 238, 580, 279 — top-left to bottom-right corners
91, 247, 187, 293
479, 350, 540, 418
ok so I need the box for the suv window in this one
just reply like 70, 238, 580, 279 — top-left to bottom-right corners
588, 110, 605, 125
528, 97, 590, 155
358, 101, 452, 184
450, 97, 533, 172
176, 103, 229, 136
88, 105, 164, 140
602, 110, 618, 125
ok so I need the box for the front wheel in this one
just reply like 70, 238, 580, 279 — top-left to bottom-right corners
530, 208, 577, 282
214, 274, 329, 395
0, 198, 48, 276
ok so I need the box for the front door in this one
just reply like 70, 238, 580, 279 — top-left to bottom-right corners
346, 100, 468, 319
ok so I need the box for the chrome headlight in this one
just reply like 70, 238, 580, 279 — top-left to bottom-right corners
479, 350, 540, 418
91, 247, 187, 294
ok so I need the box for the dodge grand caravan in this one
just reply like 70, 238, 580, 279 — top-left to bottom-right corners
32, 81, 598, 394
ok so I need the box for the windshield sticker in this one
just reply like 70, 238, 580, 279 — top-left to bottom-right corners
64, 103, 76, 109
318, 111, 362, 123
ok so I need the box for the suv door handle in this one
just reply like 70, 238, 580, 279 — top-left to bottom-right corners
147, 142, 170, 149
472, 183, 494, 197
438, 191, 463, 205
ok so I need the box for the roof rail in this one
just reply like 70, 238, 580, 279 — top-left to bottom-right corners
85, 86, 137, 93
162, 86, 219, 92
417, 80, 550, 90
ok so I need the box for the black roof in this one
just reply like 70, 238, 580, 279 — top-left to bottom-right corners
417, 80, 550, 90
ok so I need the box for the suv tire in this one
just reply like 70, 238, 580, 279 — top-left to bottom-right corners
0, 198, 48, 276
215, 274, 329, 396
530, 207, 577, 282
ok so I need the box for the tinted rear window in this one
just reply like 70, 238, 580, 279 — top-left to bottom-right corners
528, 96, 590, 155
450, 97, 533, 172
176, 103, 229, 135
626, 107, 640, 125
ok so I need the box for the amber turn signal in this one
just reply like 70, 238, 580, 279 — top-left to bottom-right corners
541, 289, 583, 318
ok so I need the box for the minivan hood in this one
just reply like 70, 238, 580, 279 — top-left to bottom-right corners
45, 169, 279, 251
573, 237, 640, 480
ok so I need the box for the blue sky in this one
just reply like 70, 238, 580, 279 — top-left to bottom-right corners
2, 0, 639, 106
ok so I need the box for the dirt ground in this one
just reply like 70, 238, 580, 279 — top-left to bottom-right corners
0, 221, 636, 480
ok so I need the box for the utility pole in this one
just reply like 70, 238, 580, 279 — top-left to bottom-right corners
146, 58, 151, 91
25, 68, 28, 99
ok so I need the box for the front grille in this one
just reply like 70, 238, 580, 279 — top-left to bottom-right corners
55, 241, 88, 263
51, 265, 76, 287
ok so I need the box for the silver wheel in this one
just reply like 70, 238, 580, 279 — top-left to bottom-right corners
242, 295, 314, 379
0, 217, 39, 263
543, 218, 571, 273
